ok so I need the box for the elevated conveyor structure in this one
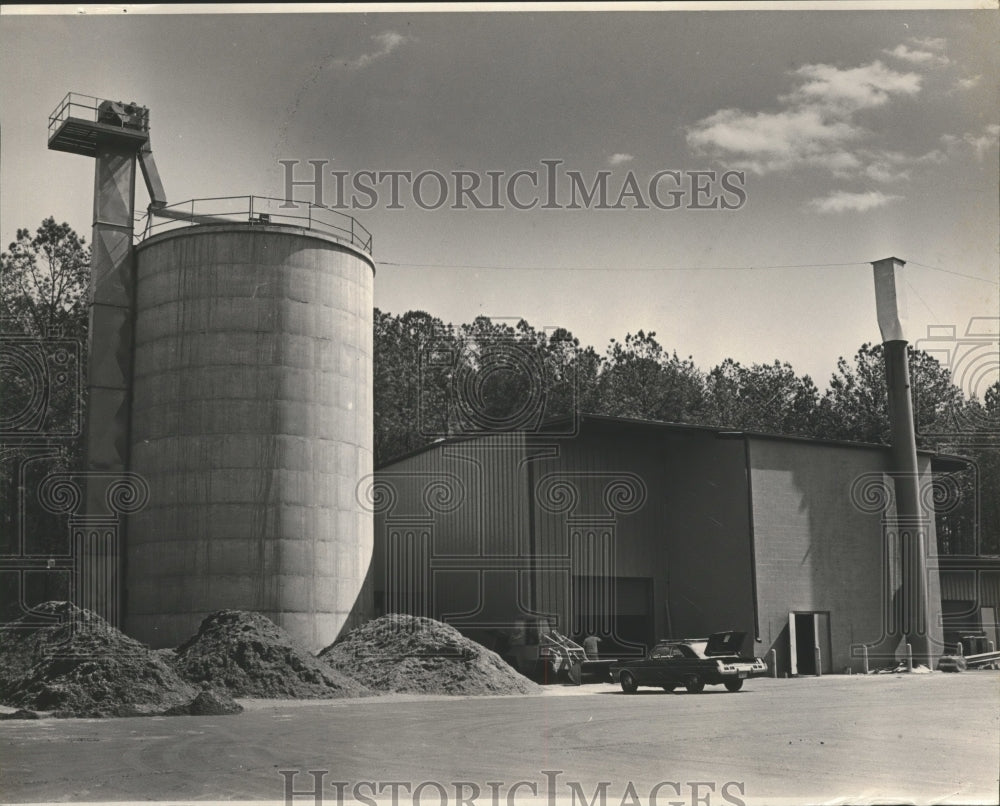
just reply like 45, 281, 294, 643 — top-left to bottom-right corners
47, 94, 376, 650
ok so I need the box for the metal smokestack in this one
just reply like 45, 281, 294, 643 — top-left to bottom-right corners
872, 256, 932, 667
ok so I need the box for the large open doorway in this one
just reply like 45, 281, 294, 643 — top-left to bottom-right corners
572, 575, 652, 658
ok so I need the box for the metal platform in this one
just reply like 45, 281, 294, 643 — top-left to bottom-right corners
48, 92, 150, 156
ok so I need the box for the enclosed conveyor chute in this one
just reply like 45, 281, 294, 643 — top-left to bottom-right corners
137, 138, 228, 224
138, 141, 167, 209
137, 134, 239, 226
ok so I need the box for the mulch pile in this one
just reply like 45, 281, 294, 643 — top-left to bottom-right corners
162, 688, 243, 716
0, 602, 196, 718
1, 605, 536, 713
0, 709, 40, 720
172, 610, 370, 699
320, 613, 540, 696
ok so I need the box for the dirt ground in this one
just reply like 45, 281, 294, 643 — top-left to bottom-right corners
2, 672, 997, 805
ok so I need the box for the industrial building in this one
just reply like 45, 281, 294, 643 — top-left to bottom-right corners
35, 92, 996, 673
367, 415, 966, 675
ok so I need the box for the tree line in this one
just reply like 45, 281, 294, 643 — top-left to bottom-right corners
2, 219, 997, 565
374, 310, 997, 450
1, 220, 90, 613
375, 309, 998, 555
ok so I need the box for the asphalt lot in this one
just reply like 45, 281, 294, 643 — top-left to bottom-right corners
2, 672, 997, 805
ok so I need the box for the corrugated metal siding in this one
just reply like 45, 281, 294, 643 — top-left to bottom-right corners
375, 421, 952, 668
528, 426, 753, 646
372, 432, 532, 625
980, 571, 1000, 610
940, 571, 978, 601
373, 424, 754, 649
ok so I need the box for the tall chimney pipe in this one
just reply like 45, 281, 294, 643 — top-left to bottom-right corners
872, 256, 931, 667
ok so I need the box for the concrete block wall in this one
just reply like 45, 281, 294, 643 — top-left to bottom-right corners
749, 437, 943, 674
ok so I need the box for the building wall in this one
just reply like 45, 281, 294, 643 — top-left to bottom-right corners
749, 437, 943, 673
374, 422, 946, 672
939, 565, 1000, 651
369, 432, 533, 631
528, 427, 754, 650
372, 423, 756, 654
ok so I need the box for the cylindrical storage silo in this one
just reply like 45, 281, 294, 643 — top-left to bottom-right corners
127, 223, 375, 651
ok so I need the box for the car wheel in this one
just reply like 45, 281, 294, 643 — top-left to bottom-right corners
620, 671, 638, 694
724, 679, 744, 692
685, 676, 705, 693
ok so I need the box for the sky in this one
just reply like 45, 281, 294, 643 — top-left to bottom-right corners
1, 4, 998, 397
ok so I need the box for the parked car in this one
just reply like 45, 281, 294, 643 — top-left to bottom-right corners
611, 631, 767, 693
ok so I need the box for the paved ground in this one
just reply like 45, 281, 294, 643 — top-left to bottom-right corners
2, 672, 997, 805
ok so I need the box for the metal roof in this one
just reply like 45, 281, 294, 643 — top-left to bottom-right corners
377, 412, 973, 469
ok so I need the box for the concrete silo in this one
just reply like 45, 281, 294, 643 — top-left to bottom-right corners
126, 219, 375, 651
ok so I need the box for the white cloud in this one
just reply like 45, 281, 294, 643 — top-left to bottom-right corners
883, 44, 950, 67
965, 124, 1000, 160
687, 107, 861, 175
808, 190, 902, 214
941, 125, 1000, 160
855, 147, 947, 182
781, 61, 922, 111
608, 153, 635, 166
862, 162, 901, 183
956, 74, 982, 90
909, 36, 947, 50
687, 60, 923, 180
345, 31, 409, 71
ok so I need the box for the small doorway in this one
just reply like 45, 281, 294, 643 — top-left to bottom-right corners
788, 611, 832, 676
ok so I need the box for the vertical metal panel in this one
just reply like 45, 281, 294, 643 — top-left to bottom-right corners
980, 572, 1000, 610
386, 526, 432, 617
940, 571, 977, 601
373, 432, 533, 628
374, 422, 754, 652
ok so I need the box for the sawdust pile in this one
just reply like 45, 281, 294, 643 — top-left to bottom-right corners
0, 602, 196, 718
173, 610, 370, 699
162, 688, 243, 716
0, 709, 40, 720
320, 614, 540, 696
